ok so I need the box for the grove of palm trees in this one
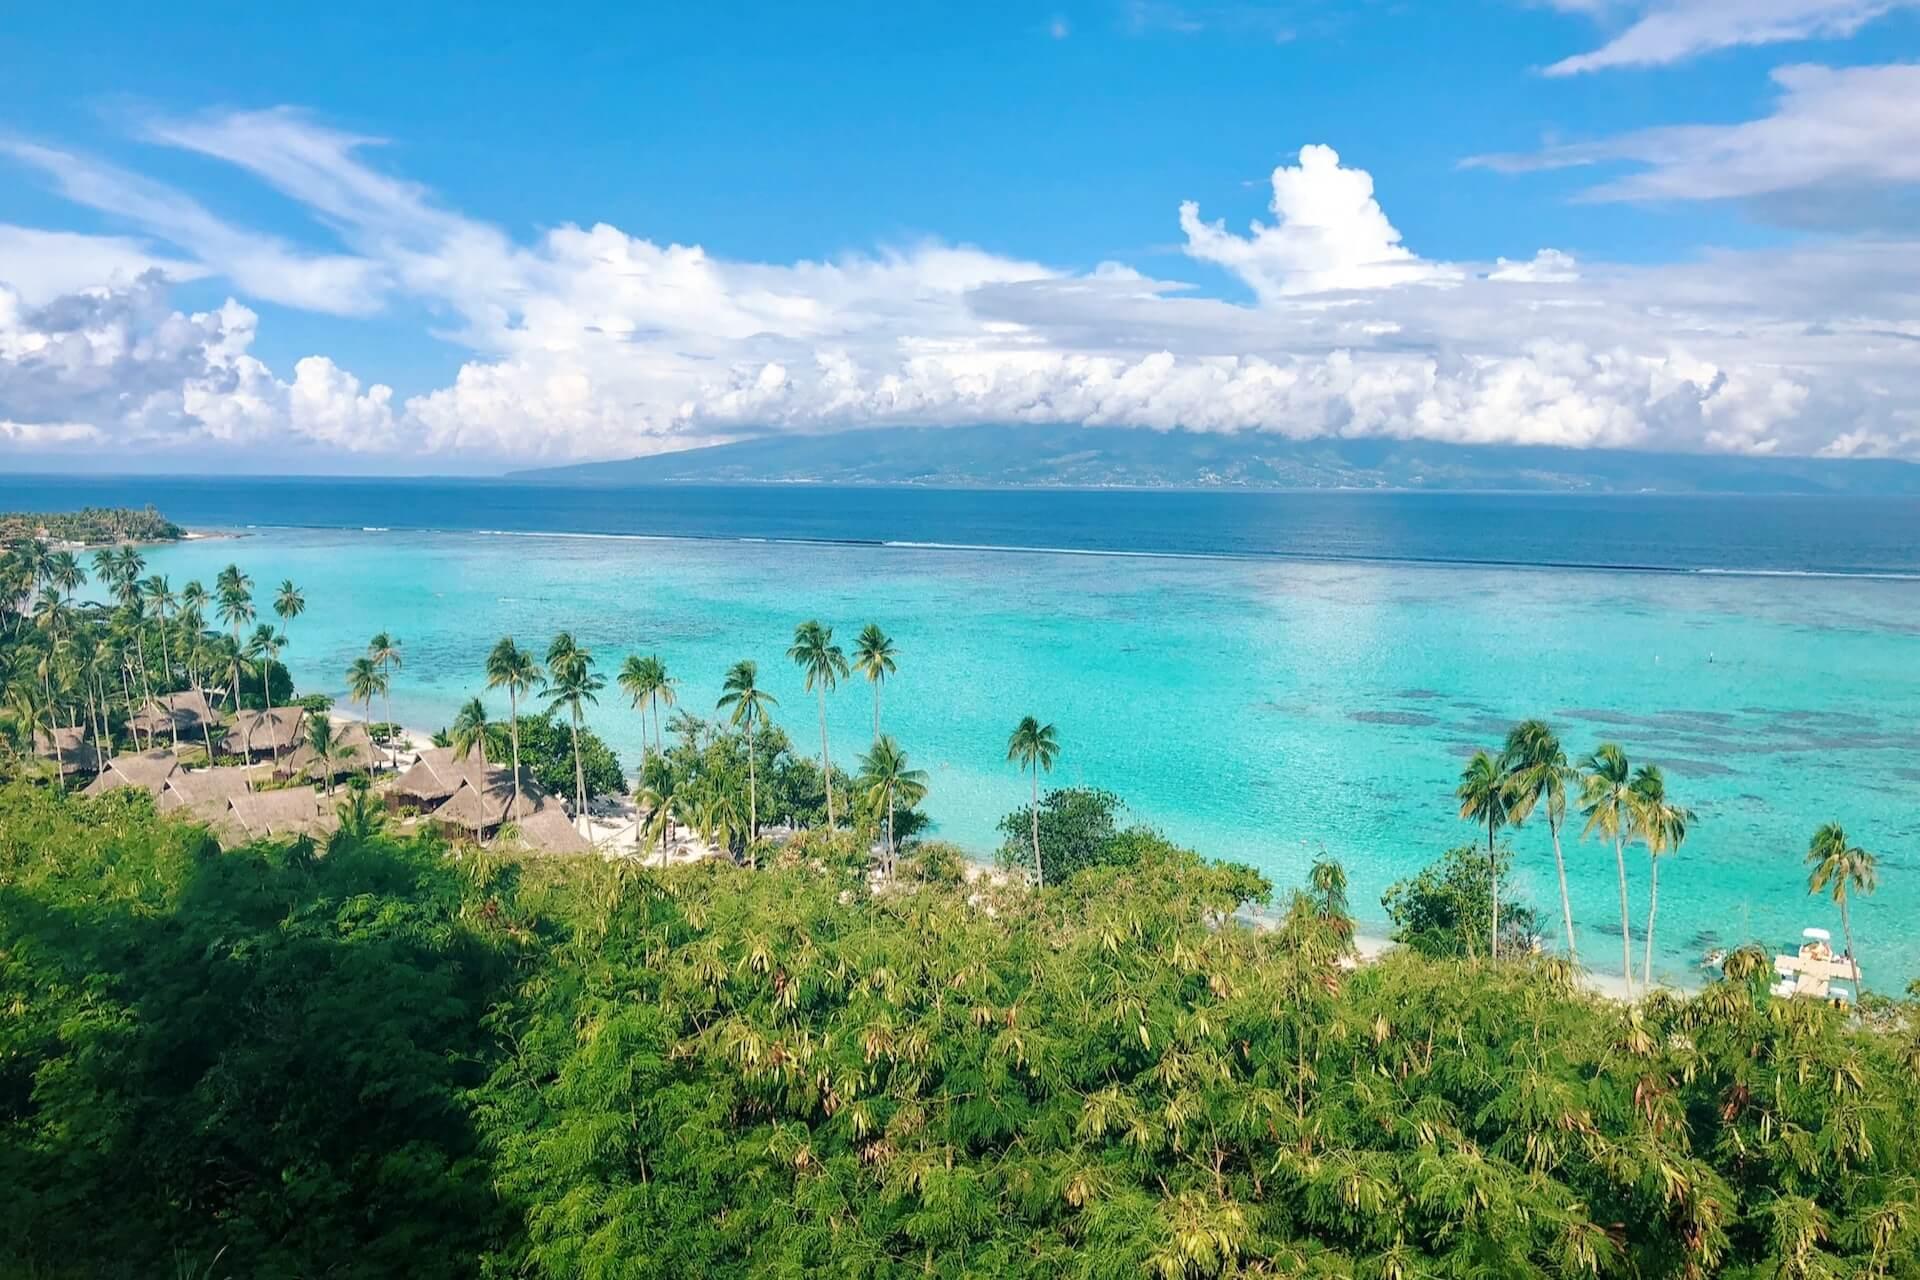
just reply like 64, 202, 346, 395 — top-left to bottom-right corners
3, 533, 1917, 1277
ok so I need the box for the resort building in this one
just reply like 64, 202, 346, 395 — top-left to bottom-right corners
499, 806, 594, 855
33, 725, 103, 780
81, 749, 181, 798
221, 789, 338, 842
130, 690, 223, 744
230, 707, 307, 761
280, 720, 377, 784
158, 766, 257, 826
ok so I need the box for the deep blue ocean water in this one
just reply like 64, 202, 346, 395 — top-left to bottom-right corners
8, 475, 1918, 986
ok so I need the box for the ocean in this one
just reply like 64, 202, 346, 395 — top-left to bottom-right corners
9, 474, 1918, 986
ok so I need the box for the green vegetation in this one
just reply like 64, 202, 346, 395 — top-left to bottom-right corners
5, 784, 1920, 1278
0, 505, 183, 545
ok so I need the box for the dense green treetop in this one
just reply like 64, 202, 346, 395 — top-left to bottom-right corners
0, 506, 184, 545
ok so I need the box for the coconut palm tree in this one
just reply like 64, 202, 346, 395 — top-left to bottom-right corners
450, 697, 492, 764
853, 624, 897, 743
1580, 743, 1639, 998
1502, 720, 1579, 967
618, 654, 669, 756
346, 657, 386, 767
1456, 750, 1513, 961
137, 575, 181, 748
788, 620, 849, 827
245, 623, 289, 772
47, 551, 84, 602
485, 637, 543, 821
273, 580, 304, 708
545, 632, 604, 820
1005, 715, 1059, 889
1806, 823, 1877, 995
1631, 764, 1692, 988
858, 735, 929, 881
304, 715, 340, 796
214, 565, 254, 713
717, 659, 778, 846
367, 631, 402, 770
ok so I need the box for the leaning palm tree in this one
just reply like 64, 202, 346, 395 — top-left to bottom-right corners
545, 632, 604, 820
858, 734, 929, 881
716, 659, 778, 845
244, 624, 288, 773
788, 621, 849, 827
1806, 823, 1877, 996
1631, 764, 1692, 989
1580, 743, 1639, 998
450, 697, 492, 764
485, 637, 543, 821
304, 714, 340, 797
346, 657, 386, 769
367, 631, 403, 770
853, 624, 898, 743
1456, 750, 1512, 961
1502, 720, 1579, 967
1006, 715, 1059, 889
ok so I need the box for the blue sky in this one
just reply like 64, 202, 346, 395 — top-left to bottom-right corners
2, 1, 1917, 471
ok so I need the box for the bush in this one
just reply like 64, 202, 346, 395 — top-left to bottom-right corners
1383, 843, 1539, 959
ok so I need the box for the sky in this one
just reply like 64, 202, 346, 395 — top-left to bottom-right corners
1, 1, 1917, 474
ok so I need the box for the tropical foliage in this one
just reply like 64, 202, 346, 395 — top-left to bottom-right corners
0, 505, 183, 544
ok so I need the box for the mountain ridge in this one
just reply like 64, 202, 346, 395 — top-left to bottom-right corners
508, 425, 1920, 495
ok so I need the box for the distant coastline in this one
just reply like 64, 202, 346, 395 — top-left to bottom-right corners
0, 505, 184, 547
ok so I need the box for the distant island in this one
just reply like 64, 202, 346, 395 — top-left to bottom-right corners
0, 505, 184, 545
512, 425, 1920, 495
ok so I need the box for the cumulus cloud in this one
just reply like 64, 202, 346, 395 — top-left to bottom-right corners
3, 110, 1920, 465
1542, 0, 1913, 75
1466, 63, 1920, 208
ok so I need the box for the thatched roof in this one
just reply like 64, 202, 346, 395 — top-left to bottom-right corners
159, 767, 256, 822
503, 807, 593, 855
283, 720, 376, 780
225, 788, 338, 840
231, 707, 306, 753
132, 689, 221, 735
390, 745, 485, 802
429, 768, 555, 833
82, 749, 180, 797
34, 725, 104, 776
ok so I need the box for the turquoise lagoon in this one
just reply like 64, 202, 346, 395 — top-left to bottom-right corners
136, 525, 1920, 986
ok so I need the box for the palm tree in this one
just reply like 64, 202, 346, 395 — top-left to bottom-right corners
1580, 744, 1639, 998
544, 632, 604, 820
450, 697, 492, 764
273, 580, 304, 717
1456, 750, 1512, 961
245, 624, 288, 772
1631, 764, 1692, 989
346, 658, 386, 768
304, 715, 340, 796
214, 565, 254, 713
788, 621, 849, 827
47, 551, 84, 602
1005, 715, 1059, 889
138, 576, 181, 749
368, 631, 402, 770
1502, 720, 1579, 967
717, 659, 778, 846
1806, 823, 1877, 996
858, 735, 929, 880
485, 637, 543, 821
853, 624, 898, 743
618, 655, 670, 757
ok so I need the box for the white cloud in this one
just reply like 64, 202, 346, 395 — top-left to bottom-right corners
1466, 64, 1920, 206
1542, 0, 1913, 74
0, 225, 206, 304
1179, 145, 1462, 298
5, 112, 1920, 465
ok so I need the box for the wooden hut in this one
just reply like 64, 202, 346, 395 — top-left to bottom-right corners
281, 719, 376, 783
229, 707, 306, 762
33, 725, 104, 780
158, 766, 256, 825
130, 690, 222, 744
222, 789, 338, 842
81, 749, 180, 798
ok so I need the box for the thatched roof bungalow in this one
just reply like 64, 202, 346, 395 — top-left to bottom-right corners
230, 707, 306, 759
34, 725, 104, 778
81, 749, 180, 798
158, 766, 256, 824
223, 789, 338, 842
131, 690, 223, 741
388, 746, 479, 808
501, 807, 593, 855
429, 769, 558, 838
281, 719, 376, 782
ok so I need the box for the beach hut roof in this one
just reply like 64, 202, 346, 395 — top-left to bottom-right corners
82, 749, 180, 797
132, 689, 219, 733
226, 788, 336, 839
231, 707, 307, 752
429, 768, 553, 832
284, 720, 376, 778
505, 807, 592, 855
390, 745, 488, 801
34, 725, 104, 775
159, 767, 256, 821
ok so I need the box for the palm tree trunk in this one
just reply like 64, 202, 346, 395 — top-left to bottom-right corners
1840, 897, 1862, 996
872, 684, 881, 744
133, 630, 154, 742
746, 713, 758, 843
817, 689, 835, 828
568, 701, 586, 818
507, 686, 523, 821
260, 658, 279, 775
381, 675, 397, 772
159, 626, 178, 750
1030, 766, 1042, 890
1614, 836, 1635, 998
120, 663, 140, 749
1488, 820, 1500, 962
886, 785, 896, 880
1642, 857, 1661, 988
1550, 818, 1578, 967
